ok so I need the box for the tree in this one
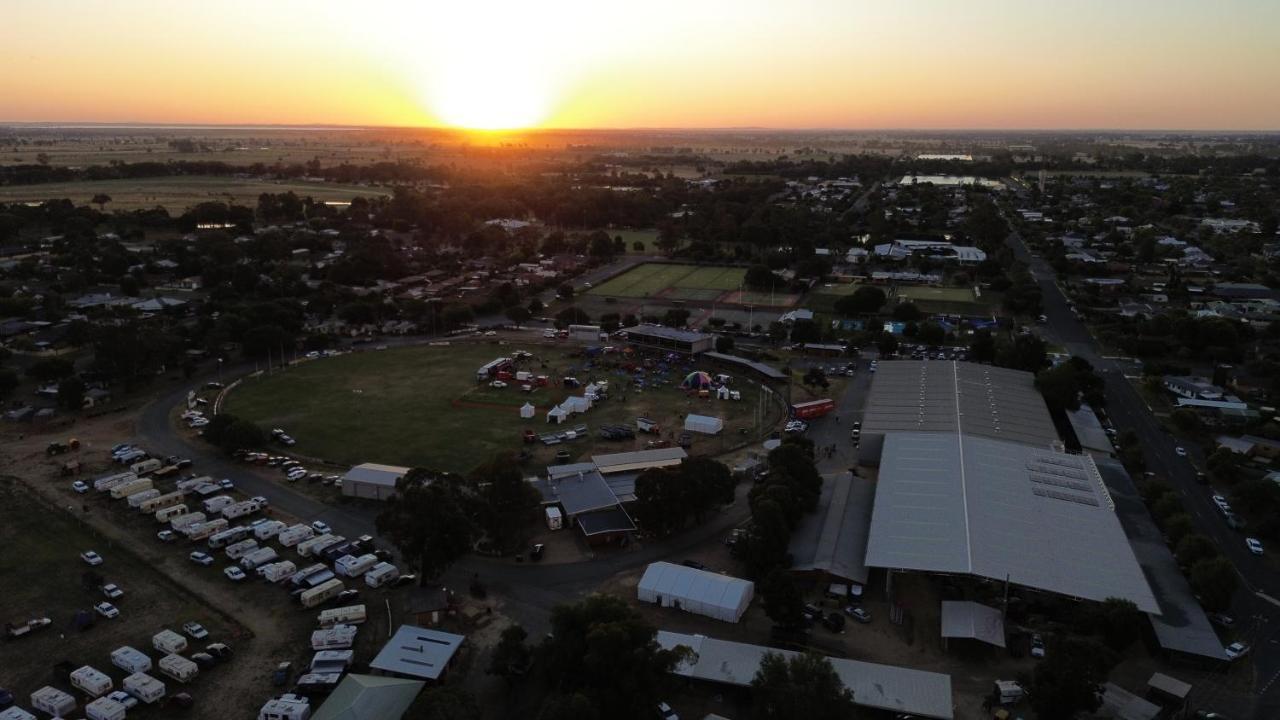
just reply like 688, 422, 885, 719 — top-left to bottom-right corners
469, 454, 541, 553
588, 232, 615, 260
751, 651, 857, 720
1036, 363, 1083, 412
760, 571, 805, 628
26, 357, 74, 383
746, 264, 782, 290
376, 475, 475, 581
505, 305, 531, 327
969, 329, 996, 363
557, 283, 575, 300
632, 468, 685, 537
91, 193, 112, 211
1175, 534, 1218, 567
0, 367, 17, 398
1021, 637, 1118, 720
1170, 408, 1202, 434
1095, 598, 1144, 652
789, 319, 821, 344
203, 413, 267, 453
832, 286, 886, 315
876, 332, 899, 356
1189, 557, 1237, 611
715, 335, 735, 353
556, 307, 591, 327
891, 302, 922, 322
528, 297, 545, 314
489, 624, 531, 681
663, 308, 691, 327
1163, 513, 1196, 546
418, 686, 481, 720
57, 377, 86, 410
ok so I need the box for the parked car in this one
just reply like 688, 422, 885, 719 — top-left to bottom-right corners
183, 622, 209, 640
81, 550, 103, 566
311, 520, 332, 535
391, 574, 417, 588
224, 566, 246, 581
189, 551, 214, 567
206, 642, 233, 659
157, 530, 176, 543
844, 606, 871, 624
1175, 446, 1188, 457
681, 560, 709, 571
822, 612, 846, 632
1208, 613, 1235, 627
1247, 538, 1265, 555
100, 583, 124, 600
1030, 634, 1046, 658
94, 602, 119, 619
1226, 642, 1250, 660
191, 652, 216, 669
72, 480, 89, 494
219, 478, 235, 490
107, 690, 139, 710
336, 589, 361, 604
657, 702, 679, 720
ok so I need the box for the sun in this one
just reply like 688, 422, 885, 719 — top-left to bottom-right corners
428, 59, 554, 131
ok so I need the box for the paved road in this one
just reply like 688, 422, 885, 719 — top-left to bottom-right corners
1004, 222, 1280, 718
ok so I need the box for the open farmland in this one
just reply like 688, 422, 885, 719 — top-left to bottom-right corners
225, 341, 775, 474
0, 175, 391, 212
587, 263, 747, 300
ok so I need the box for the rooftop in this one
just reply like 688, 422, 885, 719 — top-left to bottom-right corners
312, 674, 424, 720
344, 463, 411, 487
865, 432, 1158, 613
591, 447, 687, 473
940, 601, 1006, 648
621, 324, 711, 344
788, 472, 874, 585
531, 469, 620, 517
369, 625, 465, 681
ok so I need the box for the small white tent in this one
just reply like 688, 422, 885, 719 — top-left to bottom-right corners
684, 414, 724, 435
716, 386, 731, 400
519, 403, 535, 419
546, 405, 568, 424
637, 561, 754, 623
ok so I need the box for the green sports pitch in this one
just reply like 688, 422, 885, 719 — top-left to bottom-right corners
587, 263, 747, 300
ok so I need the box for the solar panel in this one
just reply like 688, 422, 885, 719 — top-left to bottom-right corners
1032, 486, 1101, 506
1029, 473, 1094, 493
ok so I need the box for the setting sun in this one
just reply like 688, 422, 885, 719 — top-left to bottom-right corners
429, 63, 553, 131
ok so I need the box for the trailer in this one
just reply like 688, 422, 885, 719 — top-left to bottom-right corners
155, 503, 189, 523
30, 686, 76, 718
208, 525, 251, 549
224, 538, 260, 560
297, 534, 343, 558
114, 449, 147, 465
127, 488, 162, 508
140, 490, 185, 514
310, 624, 358, 650
254, 520, 287, 541
258, 693, 312, 720
0, 706, 37, 720
176, 476, 214, 492
790, 398, 835, 420
277, 524, 315, 548
85, 696, 128, 720
111, 645, 152, 674
221, 497, 267, 520
334, 553, 379, 578
169, 511, 207, 531
299, 578, 345, 608
185, 518, 229, 541
364, 562, 400, 588
153, 629, 188, 654
201, 495, 234, 514
94, 472, 137, 493
158, 653, 199, 683
129, 458, 163, 476
261, 560, 297, 583
110, 477, 153, 500
70, 665, 114, 698
289, 563, 328, 587
317, 604, 366, 628
240, 546, 280, 571
310, 649, 354, 674
544, 506, 564, 531
301, 569, 336, 589
122, 672, 166, 704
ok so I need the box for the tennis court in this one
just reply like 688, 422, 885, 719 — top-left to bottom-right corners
588, 263, 747, 299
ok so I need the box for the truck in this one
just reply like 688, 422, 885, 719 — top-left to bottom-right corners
129, 458, 163, 476
254, 520, 287, 541
318, 604, 366, 628
153, 629, 188, 655
790, 398, 835, 420
277, 524, 315, 548
224, 537, 258, 559
364, 562, 399, 588
156, 503, 189, 523
300, 578, 345, 608
261, 560, 297, 583
122, 672, 166, 704
110, 477, 154, 500
158, 653, 199, 683
111, 645, 152, 674
85, 696, 128, 720
310, 624, 358, 650
126, 488, 163, 508
70, 665, 114, 698
169, 511, 207, 532
30, 686, 76, 718
240, 546, 280, 571
185, 518, 229, 541
5, 617, 51, 640
140, 490, 185, 514
221, 497, 267, 520
334, 553, 379, 578
94, 472, 137, 493
201, 495, 234, 514
297, 534, 343, 558
208, 525, 252, 549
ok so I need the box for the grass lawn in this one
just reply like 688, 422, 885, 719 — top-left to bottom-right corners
0, 175, 391, 212
226, 342, 774, 474
587, 263, 747, 300
807, 283, 865, 313
895, 285, 1000, 316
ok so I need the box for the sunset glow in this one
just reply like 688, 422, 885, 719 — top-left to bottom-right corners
2, 0, 1279, 130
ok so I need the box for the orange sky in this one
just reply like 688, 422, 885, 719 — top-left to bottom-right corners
3, 0, 1279, 130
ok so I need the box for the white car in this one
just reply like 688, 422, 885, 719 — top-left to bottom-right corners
1226, 641, 1251, 660
490, 380, 507, 389
311, 520, 332, 535
94, 602, 119, 619
224, 566, 246, 582
484, 330, 497, 336
183, 622, 209, 640
189, 551, 214, 567
101, 583, 124, 600
157, 530, 176, 542
219, 478, 235, 490
72, 480, 89, 494
657, 702, 679, 720
286, 467, 307, 481
107, 691, 139, 710
1247, 538, 1265, 555
1175, 446, 1188, 457
81, 551, 103, 566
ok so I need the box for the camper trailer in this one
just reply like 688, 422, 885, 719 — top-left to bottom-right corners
94, 472, 136, 493
310, 624, 358, 650
158, 653, 198, 683
317, 605, 366, 628
309, 650, 354, 674
363, 562, 400, 588
140, 491, 185, 514
334, 553, 379, 578
129, 458, 163, 476
152, 629, 188, 655
261, 560, 297, 583
224, 538, 260, 560
299, 578, 345, 608
176, 476, 214, 492
0, 705, 36, 720
297, 534, 343, 558
201, 495, 234, 514
545, 506, 564, 531
156, 503, 189, 523
30, 687, 76, 718
111, 646, 152, 674
240, 546, 280, 571
258, 693, 312, 720
222, 497, 267, 520
127, 488, 162, 508
207, 525, 251, 549
84, 696, 128, 720
277, 524, 314, 548
185, 517, 229, 541
70, 665, 114, 698
122, 672, 166, 704
289, 563, 328, 587
254, 520, 287, 540
169, 511, 206, 531
110, 477, 153, 500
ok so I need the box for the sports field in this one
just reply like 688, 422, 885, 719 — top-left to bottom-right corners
225, 342, 769, 474
807, 283, 865, 313
0, 175, 391, 212
895, 285, 997, 315
587, 263, 747, 300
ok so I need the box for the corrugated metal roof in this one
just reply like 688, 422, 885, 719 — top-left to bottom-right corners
343, 463, 411, 487
531, 470, 620, 517
591, 447, 687, 472
1066, 404, 1113, 455
656, 631, 954, 719
788, 472, 874, 584
622, 324, 711, 343
369, 626, 464, 681
703, 352, 789, 380
866, 432, 1159, 613
313, 674, 424, 720
939, 601, 1006, 647
577, 507, 636, 536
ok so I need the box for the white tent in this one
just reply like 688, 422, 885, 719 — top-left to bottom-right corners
519, 403, 536, 419
637, 561, 754, 623
684, 414, 724, 435
562, 395, 592, 414
716, 386, 731, 400
546, 405, 568, 424
584, 382, 603, 400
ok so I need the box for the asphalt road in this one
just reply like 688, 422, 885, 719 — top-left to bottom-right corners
1004, 223, 1280, 718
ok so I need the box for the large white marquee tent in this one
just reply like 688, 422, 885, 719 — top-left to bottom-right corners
637, 561, 754, 623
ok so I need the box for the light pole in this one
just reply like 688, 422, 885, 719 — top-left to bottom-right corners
217, 357, 223, 385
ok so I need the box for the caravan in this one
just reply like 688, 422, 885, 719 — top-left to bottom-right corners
363, 562, 399, 588
84, 696, 128, 720
158, 653, 199, 683
70, 665, 114, 698
30, 687, 76, 718
110, 478, 153, 500
122, 672, 166, 704
152, 629, 188, 655
208, 525, 251, 549
300, 579, 344, 608
111, 646, 152, 674
240, 546, 280, 571
277, 524, 315, 548
169, 512, 207, 531
254, 520, 287, 541
127, 488, 162, 508
317, 605, 366, 628
222, 497, 267, 520
224, 538, 260, 560
261, 560, 297, 583
185, 518, 229, 541
201, 495, 234, 514
297, 534, 343, 558
289, 563, 328, 587
129, 458, 163, 476
310, 624, 358, 650
94, 472, 136, 493
140, 491, 185, 514
334, 553, 378, 578
156, 503, 189, 523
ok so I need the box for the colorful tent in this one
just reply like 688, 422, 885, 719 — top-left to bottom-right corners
681, 371, 714, 390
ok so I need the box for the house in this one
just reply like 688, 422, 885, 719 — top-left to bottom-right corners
1163, 376, 1224, 401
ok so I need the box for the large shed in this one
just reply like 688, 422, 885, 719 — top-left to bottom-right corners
637, 562, 754, 623
342, 463, 411, 501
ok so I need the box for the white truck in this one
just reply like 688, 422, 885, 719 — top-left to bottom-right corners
201, 495, 234, 514
221, 497, 267, 520
207, 525, 252, 549
364, 562, 400, 588
122, 672, 166, 704
277, 524, 315, 548
254, 520, 287, 541
158, 653, 199, 683
185, 518, 229, 541
334, 553, 379, 578
127, 488, 162, 508
70, 665, 114, 698
240, 546, 280, 571
297, 534, 343, 558
110, 477, 153, 500
129, 458, 163, 476
156, 503, 189, 523
169, 511, 207, 531
261, 560, 297, 583
111, 646, 152, 674
94, 471, 137, 493
140, 490, 185, 514
310, 624, 358, 650
225, 538, 260, 560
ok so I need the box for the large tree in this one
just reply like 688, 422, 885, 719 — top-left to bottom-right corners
833, 286, 886, 315
376, 474, 475, 581
469, 454, 541, 553
760, 570, 805, 628
1020, 638, 1118, 720
489, 624, 532, 681
751, 651, 857, 720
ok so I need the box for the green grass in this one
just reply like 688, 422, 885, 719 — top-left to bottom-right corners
226, 343, 769, 473
587, 263, 747, 300
894, 285, 1000, 316
0, 175, 391, 212
807, 283, 864, 313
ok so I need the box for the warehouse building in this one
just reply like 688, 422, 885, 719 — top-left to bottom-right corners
621, 324, 714, 355
342, 463, 412, 501
787, 472, 874, 589
637, 562, 754, 623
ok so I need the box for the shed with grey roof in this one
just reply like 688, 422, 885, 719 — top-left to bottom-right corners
591, 447, 687, 474
621, 324, 714, 354
342, 463, 411, 501
369, 625, 464, 682
788, 472, 874, 586
940, 601, 1005, 648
